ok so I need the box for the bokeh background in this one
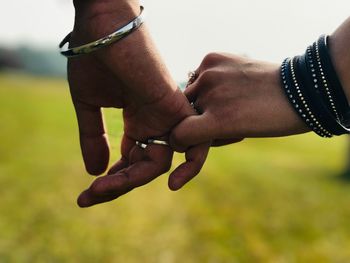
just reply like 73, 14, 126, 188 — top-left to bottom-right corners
1, 0, 350, 262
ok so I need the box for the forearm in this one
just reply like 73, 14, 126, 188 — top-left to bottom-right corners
329, 17, 350, 102
73, 0, 139, 21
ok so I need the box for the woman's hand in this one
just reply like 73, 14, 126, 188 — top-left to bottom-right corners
170, 53, 309, 152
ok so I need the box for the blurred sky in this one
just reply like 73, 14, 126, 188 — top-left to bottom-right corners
1, 0, 349, 80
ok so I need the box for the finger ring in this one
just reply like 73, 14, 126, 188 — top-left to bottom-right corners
147, 139, 169, 146
187, 70, 198, 86
190, 102, 198, 113
136, 141, 148, 149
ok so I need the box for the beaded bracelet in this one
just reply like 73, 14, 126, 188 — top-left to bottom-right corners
280, 35, 350, 137
317, 35, 350, 123
298, 53, 346, 135
281, 58, 332, 137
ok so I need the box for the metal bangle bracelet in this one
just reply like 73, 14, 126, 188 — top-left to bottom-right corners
59, 6, 145, 58
147, 139, 169, 146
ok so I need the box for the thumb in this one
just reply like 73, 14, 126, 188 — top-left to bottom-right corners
170, 113, 214, 152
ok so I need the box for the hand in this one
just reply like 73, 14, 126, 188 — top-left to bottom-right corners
69, 1, 209, 207
170, 53, 310, 152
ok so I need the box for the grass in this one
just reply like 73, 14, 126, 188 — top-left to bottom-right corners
1, 73, 350, 262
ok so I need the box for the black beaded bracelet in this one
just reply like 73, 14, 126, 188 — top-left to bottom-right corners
298, 53, 346, 135
317, 35, 350, 123
280, 35, 350, 137
281, 58, 332, 137
307, 43, 338, 121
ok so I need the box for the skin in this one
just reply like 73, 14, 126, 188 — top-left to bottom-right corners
170, 53, 309, 151
70, 0, 210, 207
329, 17, 350, 102
70, 0, 350, 206
170, 18, 350, 152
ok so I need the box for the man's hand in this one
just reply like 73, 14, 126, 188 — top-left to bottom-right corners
69, 0, 209, 207
170, 53, 310, 152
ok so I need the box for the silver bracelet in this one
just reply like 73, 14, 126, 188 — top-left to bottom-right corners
147, 139, 169, 146
59, 6, 145, 58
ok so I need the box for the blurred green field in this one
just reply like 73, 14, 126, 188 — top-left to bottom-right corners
1, 73, 350, 263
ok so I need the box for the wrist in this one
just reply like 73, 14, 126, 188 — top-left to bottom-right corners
72, 0, 140, 45
329, 29, 350, 103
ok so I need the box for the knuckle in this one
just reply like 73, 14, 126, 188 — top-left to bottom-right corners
228, 53, 242, 64
192, 160, 204, 176
197, 69, 216, 86
119, 172, 133, 191
201, 52, 223, 68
